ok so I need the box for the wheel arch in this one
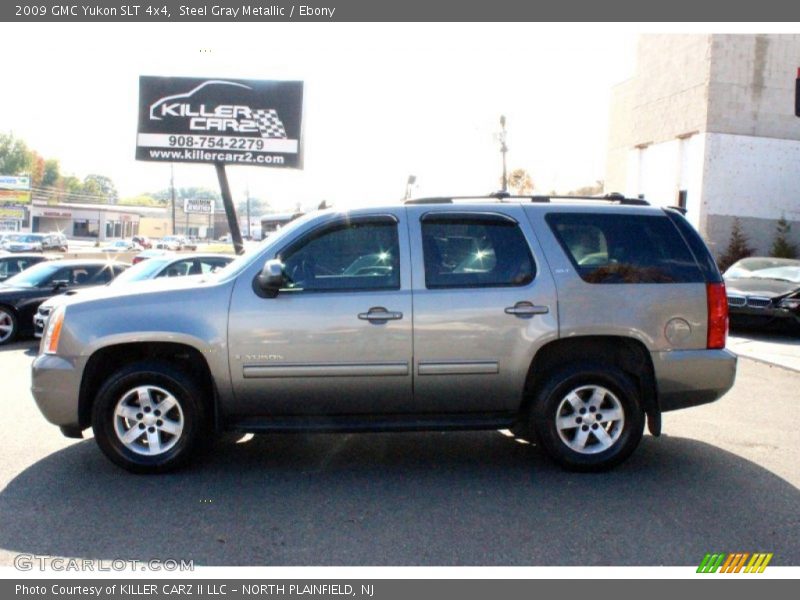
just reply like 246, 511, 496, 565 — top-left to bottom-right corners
78, 341, 218, 431
520, 335, 660, 435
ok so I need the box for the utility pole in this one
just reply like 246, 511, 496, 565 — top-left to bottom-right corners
404, 175, 416, 200
499, 115, 508, 193
170, 164, 176, 235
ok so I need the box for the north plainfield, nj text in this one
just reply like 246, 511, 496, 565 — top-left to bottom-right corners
179, 4, 337, 18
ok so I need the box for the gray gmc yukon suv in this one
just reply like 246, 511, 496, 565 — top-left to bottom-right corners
31, 195, 737, 473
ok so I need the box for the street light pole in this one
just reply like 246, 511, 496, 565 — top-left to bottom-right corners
499, 115, 508, 193
170, 164, 176, 235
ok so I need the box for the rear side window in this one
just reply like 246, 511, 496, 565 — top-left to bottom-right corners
421, 214, 535, 288
546, 213, 704, 284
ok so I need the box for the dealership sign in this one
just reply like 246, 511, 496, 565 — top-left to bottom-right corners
184, 198, 214, 214
136, 76, 304, 168
0, 175, 31, 205
0, 207, 25, 219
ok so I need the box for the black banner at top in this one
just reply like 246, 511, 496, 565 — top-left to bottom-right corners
4, 0, 800, 21
136, 76, 304, 168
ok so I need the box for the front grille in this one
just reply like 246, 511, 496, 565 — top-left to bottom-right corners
727, 295, 746, 308
746, 297, 772, 309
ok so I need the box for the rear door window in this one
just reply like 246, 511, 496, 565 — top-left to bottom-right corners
546, 213, 704, 284
421, 214, 535, 288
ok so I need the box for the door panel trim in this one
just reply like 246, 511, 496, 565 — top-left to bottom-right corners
417, 361, 499, 376
243, 362, 410, 378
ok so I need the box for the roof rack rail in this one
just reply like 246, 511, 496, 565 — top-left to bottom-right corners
404, 192, 650, 206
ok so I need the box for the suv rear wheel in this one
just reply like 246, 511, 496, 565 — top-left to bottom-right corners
531, 363, 644, 471
91, 362, 208, 473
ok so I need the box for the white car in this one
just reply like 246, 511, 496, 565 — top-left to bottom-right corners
101, 240, 139, 253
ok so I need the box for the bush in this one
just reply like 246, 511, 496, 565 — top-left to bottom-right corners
717, 217, 754, 272
770, 215, 798, 259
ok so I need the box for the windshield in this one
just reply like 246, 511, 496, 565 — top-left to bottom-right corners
9, 234, 43, 243
110, 258, 170, 284
726, 258, 800, 282
735, 266, 800, 284
1, 262, 61, 288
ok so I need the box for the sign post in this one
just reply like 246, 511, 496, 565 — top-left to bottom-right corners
136, 76, 304, 254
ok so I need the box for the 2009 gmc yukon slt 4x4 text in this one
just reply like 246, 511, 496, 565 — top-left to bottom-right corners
31, 195, 737, 473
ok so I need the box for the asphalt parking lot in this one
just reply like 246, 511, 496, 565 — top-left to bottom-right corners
0, 338, 798, 567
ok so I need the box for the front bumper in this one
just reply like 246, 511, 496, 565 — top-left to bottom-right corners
728, 305, 800, 327
651, 348, 737, 412
31, 353, 83, 429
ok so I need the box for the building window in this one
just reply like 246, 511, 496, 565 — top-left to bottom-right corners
74, 219, 99, 238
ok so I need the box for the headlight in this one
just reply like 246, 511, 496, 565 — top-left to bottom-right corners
42, 305, 66, 355
778, 297, 800, 310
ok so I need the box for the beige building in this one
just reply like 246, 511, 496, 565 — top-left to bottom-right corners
606, 34, 800, 256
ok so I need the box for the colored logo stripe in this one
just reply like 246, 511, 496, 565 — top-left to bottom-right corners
697, 553, 773, 573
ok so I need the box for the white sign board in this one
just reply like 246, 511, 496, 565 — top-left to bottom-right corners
183, 198, 214, 214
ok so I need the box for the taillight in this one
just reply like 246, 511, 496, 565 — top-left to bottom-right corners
707, 282, 728, 349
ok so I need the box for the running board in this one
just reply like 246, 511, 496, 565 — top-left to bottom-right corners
227, 412, 516, 434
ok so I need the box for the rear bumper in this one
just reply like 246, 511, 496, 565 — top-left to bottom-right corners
30, 353, 83, 429
651, 348, 737, 412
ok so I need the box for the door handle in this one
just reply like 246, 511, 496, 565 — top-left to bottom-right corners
505, 302, 549, 317
358, 307, 404, 322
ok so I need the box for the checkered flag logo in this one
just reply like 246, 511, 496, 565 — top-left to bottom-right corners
253, 109, 288, 138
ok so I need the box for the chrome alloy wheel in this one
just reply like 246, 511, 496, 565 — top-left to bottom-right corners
0, 309, 14, 344
555, 385, 625, 454
113, 385, 184, 456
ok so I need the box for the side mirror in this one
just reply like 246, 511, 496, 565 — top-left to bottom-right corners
51, 279, 70, 290
257, 259, 286, 298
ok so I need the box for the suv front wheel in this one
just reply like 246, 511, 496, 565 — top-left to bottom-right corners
531, 363, 644, 471
92, 362, 208, 473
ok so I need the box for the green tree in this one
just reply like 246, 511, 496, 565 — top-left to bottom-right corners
84, 174, 118, 203
568, 180, 605, 196
770, 215, 798, 259
237, 196, 271, 216
507, 168, 534, 195
718, 217, 754, 272
0, 132, 32, 175
118, 195, 167, 207
42, 159, 60, 187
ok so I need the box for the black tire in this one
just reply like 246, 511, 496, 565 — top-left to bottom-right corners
91, 361, 209, 474
531, 362, 644, 472
0, 306, 18, 346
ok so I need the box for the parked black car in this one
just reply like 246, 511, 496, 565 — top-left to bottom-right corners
0, 253, 53, 283
724, 257, 800, 330
0, 259, 128, 345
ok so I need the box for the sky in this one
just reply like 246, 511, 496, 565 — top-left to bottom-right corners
0, 23, 637, 212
